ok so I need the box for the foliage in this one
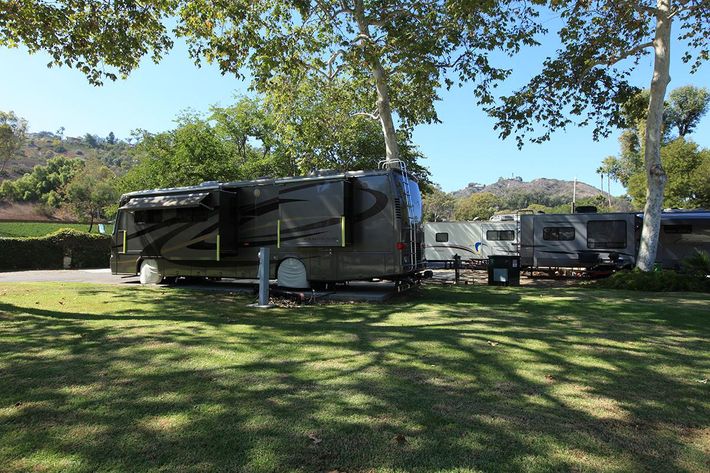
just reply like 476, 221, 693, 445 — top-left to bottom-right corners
0, 155, 82, 205
0, 0, 174, 85
488, 3, 707, 146
83, 133, 99, 148
120, 113, 241, 192
422, 185, 455, 222
64, 158, 120, 230
626, 138, 710, 208
593, 269, 710, 293
0, 228, 110, 270
257, 80, 430, 182
681, 249, 710, 277
2, 1, 545, 162
0, 110, 28, 175
665, 85, 710, 137
121, 95, 430, 193
454, 192, 501, 221
0, 221, 112, 238
177, 1, 543, 161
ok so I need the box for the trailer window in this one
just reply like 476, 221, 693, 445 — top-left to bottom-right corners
543, 227, 575, 241
587, 220, 627, 249
435, 232, 449, 242
663, 224, 692, 234
486, 230, 515, 241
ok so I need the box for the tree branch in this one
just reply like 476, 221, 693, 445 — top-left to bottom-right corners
351, 110, 380, 120
579, 41, 654, 80
669, 0, 707, 18
632, 4, 659, 17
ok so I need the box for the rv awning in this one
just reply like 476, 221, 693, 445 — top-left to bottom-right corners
120, 192, 209, 211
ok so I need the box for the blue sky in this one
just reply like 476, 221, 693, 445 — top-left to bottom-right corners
1, 34, 708, 196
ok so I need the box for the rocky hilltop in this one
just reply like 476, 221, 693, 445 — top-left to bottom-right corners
452, 177, 606, 201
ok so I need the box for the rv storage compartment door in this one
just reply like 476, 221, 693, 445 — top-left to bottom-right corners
278, 179, 351, 247
219, 190, 239, 254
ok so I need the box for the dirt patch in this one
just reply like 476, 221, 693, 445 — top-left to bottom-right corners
0, 201, 75, 221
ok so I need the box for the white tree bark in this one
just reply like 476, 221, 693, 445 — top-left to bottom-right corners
353, 0, 401, 162
637, 0, 672, 271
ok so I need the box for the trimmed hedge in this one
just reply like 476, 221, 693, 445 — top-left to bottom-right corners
0, 229, 111, 271
591, 269, 710, 293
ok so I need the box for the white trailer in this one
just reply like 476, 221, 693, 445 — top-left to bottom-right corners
424, 221, 518, 264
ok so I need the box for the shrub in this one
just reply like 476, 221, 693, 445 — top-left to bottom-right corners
592, 269, 710, 293
681, 249, 710, 277
0, 229, 111, 271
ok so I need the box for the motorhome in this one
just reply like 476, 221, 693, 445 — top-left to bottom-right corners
424, 220, 518, 264
111, 166, 424, 287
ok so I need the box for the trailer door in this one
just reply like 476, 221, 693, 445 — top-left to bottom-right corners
481, 223, 517, 257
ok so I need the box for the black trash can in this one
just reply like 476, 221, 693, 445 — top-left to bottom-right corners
488, 255, 521, 286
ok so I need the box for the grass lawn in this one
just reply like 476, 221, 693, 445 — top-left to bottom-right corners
0, 221, 112, 238
0, 283, 708, 473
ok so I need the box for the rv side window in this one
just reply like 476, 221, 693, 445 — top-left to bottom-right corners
134, 210, 163, 224
435, 232, 449, 242
486, 230, 515, 241
175, 207, 209, 222
663, 224, 692, 234
587, 220, 627, 249
543, 227, 575, 241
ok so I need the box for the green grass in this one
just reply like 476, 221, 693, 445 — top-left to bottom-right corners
0, 284, 708, 473
0, 221, 113, 238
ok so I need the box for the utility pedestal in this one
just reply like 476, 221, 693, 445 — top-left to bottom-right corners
248, 247, 276, 308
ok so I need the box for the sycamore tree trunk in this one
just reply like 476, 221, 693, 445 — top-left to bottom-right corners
637, 0, 671, 271
353, 0, 401, 163
371, 56, 401, 162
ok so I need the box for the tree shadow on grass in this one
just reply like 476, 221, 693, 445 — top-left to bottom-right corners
0, 285, 708, 472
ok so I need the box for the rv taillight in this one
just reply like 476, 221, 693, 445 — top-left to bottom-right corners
396, 242, 406, 250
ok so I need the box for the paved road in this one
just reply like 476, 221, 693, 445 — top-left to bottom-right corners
0, 268, 138, 284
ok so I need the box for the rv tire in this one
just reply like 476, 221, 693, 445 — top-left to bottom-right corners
139, 259, 163, 285
277, 258, 310, 289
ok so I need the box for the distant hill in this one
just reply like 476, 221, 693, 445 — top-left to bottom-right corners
453, 177, 605, 200
451, 177, 632, 211
1, 131, 131, 180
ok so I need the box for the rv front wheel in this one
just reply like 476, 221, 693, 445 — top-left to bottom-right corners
139, 259, 163, 285
277, 258, 310, 289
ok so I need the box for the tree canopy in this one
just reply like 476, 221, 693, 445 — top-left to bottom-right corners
2, 1, 544, 163
601, 84, 710, 209
454, 192, 501, 221
120, 94, 431, 193
422, 186, 455, 222
0, 110, 28, 176
487, 0, 708, 271
64, 158, 119, 231
665, 85, 710, 138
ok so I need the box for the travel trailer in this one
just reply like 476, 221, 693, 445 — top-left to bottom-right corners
424, 220, 518, 264
519, 210, 710, 270
519, 212, 637, 269
111, 166, 424, 287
